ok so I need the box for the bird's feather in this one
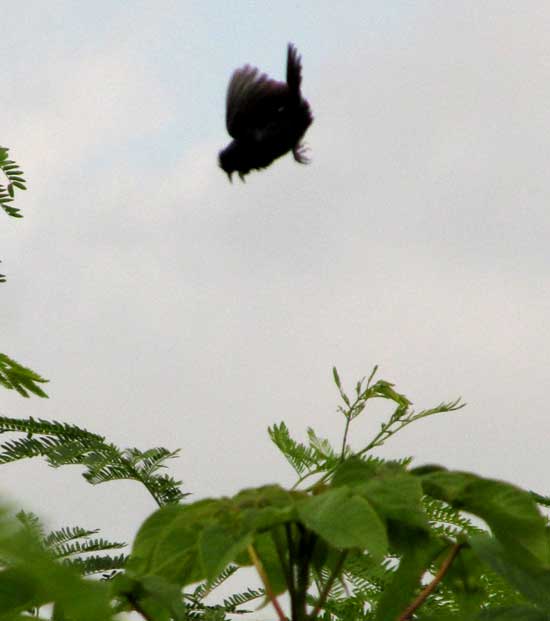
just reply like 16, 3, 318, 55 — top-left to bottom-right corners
226, 66, 288, 139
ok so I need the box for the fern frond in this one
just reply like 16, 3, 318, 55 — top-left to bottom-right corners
63, 553, 128, 575
0, 147, 26, 219
44, 526, 100, 547
0, 355, 48, 398
0, 415, 187, 506
221, 587, 264, 612
268, 422, 320, 475
423, 497, 485, 537
0, 416, 101, 440
52, 538, 126, 559
16, 511, 45, 540
192, 564, 239, 600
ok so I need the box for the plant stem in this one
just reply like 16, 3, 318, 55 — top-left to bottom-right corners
294, 525, 315, 621
339, 416, 352, 461
127, 594, 154, 621
398, 542, 462, 621
248, 544, 287, 621
273, 526, 295, 603
309, 550, 348, 620
286, 523, 299, 621
339, 366, 377, 460
291, 467, 325, 491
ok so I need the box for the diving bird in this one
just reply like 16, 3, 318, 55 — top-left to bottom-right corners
219, 43, 313, 182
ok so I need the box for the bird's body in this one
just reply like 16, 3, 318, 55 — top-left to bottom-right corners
219, 44, 313, 181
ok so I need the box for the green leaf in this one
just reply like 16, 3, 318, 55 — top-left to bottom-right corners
297, 487, 388, 558
0, 507, 114, 621
254, 531, 288, 596
333, 459, 429, 530
199, 520, 253, 581
0, 568, 41, 614
442, 545, 487, 616
333, 367, 341, 389
471, 534, 550, 610
365, 474, 428, 529
0, 354, 49, 398
421, 470, 548, 563
128, 505, 183, 574
478, 606, 550, 620
130, 500, 221, 585
331, 458, 378, 487
374, 534, 444, 621
410, 463, 448, 476
139, 575, 189, 621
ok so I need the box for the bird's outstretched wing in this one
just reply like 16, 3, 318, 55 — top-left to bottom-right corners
225, 65, 288, 139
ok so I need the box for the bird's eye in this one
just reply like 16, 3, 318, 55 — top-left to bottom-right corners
277, 106, 285, 113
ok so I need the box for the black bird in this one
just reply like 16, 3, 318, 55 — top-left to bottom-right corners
219, 44, 313, 182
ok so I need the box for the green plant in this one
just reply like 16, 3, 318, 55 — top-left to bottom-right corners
0, 145, 27, 282
0, 354, 49, 398
2, 367, 548, 621
0, 146, 26, 219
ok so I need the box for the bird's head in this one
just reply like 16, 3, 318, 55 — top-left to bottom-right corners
218, 145, 237, 182
218, 142, 249, 182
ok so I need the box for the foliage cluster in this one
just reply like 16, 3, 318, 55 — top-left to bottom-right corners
0, 146, 27, 281
1, 368, 549, 621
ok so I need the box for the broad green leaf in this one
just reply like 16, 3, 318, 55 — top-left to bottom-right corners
478, 605, 550, 620
199, 520, 253, 581
129, 504, 183, 573
254, 531, 288, 597
297, 487, 387, 558
0, 568, 40, 614
311, 537, 330, 572
374, 534, 443, 621
420, 470, 478, 502
410, 463, 447, 476
139, 575, 189, 621
422, 471, 548, 563
235, 485, 298, 531
442, 546, 487, 616
363, 473, 428, 530
130, 499, 222, 585
463, 478, 547, 563
331, 458, 378, 487
333, 459, 428, 529
0, 511, 113, 621
471, 534, 550, 609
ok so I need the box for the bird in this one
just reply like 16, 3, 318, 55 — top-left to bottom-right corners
219, 43, 313, 182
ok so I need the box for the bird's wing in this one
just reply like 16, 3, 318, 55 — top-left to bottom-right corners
225, 65, 288, 139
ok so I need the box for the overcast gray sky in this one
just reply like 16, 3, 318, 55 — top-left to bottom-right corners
2, 1, 550, 555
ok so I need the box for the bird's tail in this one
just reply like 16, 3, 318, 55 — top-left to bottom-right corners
286, 43, 303, 96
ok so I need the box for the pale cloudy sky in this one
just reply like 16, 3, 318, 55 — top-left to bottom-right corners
2, 2, 550, 550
